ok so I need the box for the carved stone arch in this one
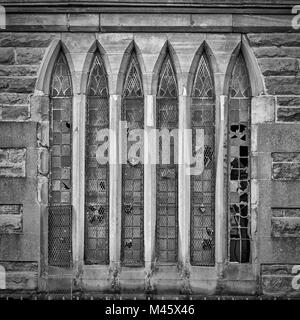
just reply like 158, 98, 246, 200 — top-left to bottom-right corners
151, 41, 182, 97
223, 39, 265, 98
35, 40, 75, 96
80, 41, 111, 96
187, 41, 217, 99
117, 41, 147, 96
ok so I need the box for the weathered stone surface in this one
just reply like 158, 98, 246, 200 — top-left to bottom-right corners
15, 48, 45, 65
251, 95, 275, 123
1, 105, 30, 121
0, 48, 15, 64
258, 58, 299, 76
0, 122, 37, 147
265, 76, 300, 95
0, 148, 26, 178
261, 264, 300, 297
272, 152, 300, 163
0, 77, 36, 93
277, 107, 300, 122
272, 152, 300, 180
272, 217, 300, 237
0, 93, 29, 105
248, 33, 300, 47
273, 208, 300, 217
277, 96, 300, 107
253, 46, 300, 59
272, 163, 300, 180
0, 261, 38, 290
69, 14, 100, 31
0, 204, 23, 234
0, 32, 56, 47
0, 65, 39, 77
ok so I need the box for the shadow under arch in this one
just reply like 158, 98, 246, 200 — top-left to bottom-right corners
151, 40, 182, 96
35, 39, 75, 96
187, 41, 217, 99
223, 36, 266, 97
80, 40, 112, 95
116, 40, 147, 96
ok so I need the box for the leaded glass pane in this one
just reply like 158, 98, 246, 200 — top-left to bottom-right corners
228, 53, 251, 263
157, 55, 178, 98
48, 50, 72, 267
121, 52, 144, 266
85, 53, 109, 265
191, 53, 215, 266
123, 54, 143, 98
156, 53, 178, 263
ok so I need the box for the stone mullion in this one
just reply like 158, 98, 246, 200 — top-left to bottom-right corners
72, 93, 86, 275
178, 94, 189, 265
110, 94, 122, 267
144, 94, 156, 268
215, 95, 226, 270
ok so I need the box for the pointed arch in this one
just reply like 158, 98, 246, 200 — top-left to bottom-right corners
117, 41, 147, 96
121, 47, 144, 267
123, 52, 143, 98
155, 46, 179, 263
48, 48, 73, 267
228, 50, 251, 264
190, 49, 216, 266
84, 50, 110, 265
35, 40, 75, 96
151, 41, 182, 96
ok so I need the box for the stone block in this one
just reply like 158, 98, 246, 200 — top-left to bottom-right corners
0, 48, 15, 64
261, 264, 300, 297
272, 152, 300, 180
0, 93, 29, 105
257, 124, 300, 152
0, 122, 37, 148
68, 14, 99, 32
15, 48, 45, 65
252, 46, 300, 59
6, 13, 68, 32
265, 76, 300, 95
0, 204, 23, 234
0, 65, 39, 77
248, 33, 300, 47
271, 181, 300, 207
0, 77, 36, 94
271, 217, 300, 238
1, 105, 30, 121
0, 32, 57, 47
277, 107, 300, 122
277, 96, 300, 107
258, 58, 299, 76
251, 95, 275, 123
0, 261, 38, 291
0, 148, 26, 178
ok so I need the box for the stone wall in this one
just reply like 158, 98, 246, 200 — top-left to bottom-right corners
0, 13, 300, 297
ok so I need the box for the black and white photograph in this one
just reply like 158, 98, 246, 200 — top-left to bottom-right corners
0, 0, 299, 312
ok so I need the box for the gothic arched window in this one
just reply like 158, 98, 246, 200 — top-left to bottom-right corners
84, 52, 109, 265
228, 53, 251, 263
190, 53, 215, 266
48, 50, 73, 267
121, 52, 144, 266
156, 52, 178, 263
